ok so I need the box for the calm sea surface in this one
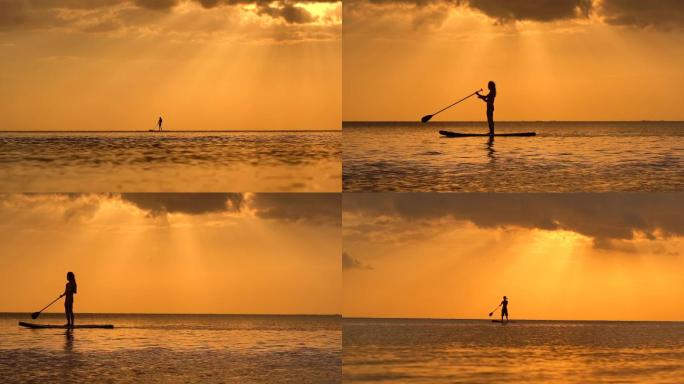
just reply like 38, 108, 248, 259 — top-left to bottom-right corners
343, 318, 684, 383
343, 122, 684, 192
0, 313, 341, 383
0, 131, 340, 192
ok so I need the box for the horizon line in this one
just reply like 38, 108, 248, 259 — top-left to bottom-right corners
342, 120, 684, 124
0, 129, 341, 133
1, 311, 341, 317
343, 316, 684, 323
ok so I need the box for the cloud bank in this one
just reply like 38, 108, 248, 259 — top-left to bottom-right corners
344, 193, 684, 245
120, 193, 340, 225
346, 0, 684, 29
250, 193, 341, 226
463, 0, 591, 23
0, 0, 342, 36
0, 193, 340, 227
600, 0, 684, 29
121, 193, 244, 215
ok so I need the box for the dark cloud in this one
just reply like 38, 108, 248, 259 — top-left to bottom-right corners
600, 0, 684, 29
133, 0, 179, 10
349, 0, 684, 29
197, 0, 221, 7
250, 193, 340, 226
350, 0, 591, 23
21, 193, 340, 225
200, 1, 340, 24
464, 0, 591, 22
257, 2, 316, 24
22, 0, 123, 8
344, 193, 684, 245
121, 193, 244, 216
133, 0, 320, 23
343, 251, 372, 269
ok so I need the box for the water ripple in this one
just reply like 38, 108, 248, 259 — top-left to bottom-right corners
343, 122, 684, 192
0, 314, 341, 383
0, 131, 341, 192
343, 318, 684, 383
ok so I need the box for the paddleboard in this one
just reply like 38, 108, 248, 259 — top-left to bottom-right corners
491, 320, 513, 324
19, 322, 114, 329
439, 130, 536, 138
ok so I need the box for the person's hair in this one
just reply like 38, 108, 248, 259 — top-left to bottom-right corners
488, 81, 496, 91
67, 271, 77, 294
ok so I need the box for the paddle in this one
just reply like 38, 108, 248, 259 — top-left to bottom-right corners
421, 89, 482, 123
488, 304, 501, 317
31, 294, 62, 320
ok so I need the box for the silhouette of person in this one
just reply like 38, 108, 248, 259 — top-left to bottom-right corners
476, 81, 496, 136
500, 295, 508, 323
59, 271, 77, 327
157, 116, 163, 131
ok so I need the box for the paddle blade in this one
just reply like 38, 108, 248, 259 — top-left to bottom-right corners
488, 312, 493, 317
31, 312, 40, 320
421, 115, 433, 123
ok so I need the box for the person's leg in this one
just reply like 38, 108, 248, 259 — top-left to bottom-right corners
66, 301, 73, 326
64, 301, 70, 325
487, 109, 494, 135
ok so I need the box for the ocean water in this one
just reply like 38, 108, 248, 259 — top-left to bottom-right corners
0, 313, 341, 383
343, 122, 684, 192
343, 318, 684, 383
0, 131, 341, 192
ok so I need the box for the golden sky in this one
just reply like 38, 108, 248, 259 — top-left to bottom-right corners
343, 0, 684, 121
0, 193, 341, 314
0, 1, 341, 131
343, 193, 684, 321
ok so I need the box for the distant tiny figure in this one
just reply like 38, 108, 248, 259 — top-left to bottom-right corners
500, 295, 509, 323
157, 116, 163, 131
476, 81, 496, 135
59, 271, 77, 327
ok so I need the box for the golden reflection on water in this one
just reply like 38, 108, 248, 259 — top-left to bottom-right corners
0, 132, 341, 192
343, 122, 684, 192
343, 319, 684, 383
64, 329, 73, 353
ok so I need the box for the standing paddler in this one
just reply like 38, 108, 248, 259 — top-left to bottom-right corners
60, 271, 77, 327
489, 295, 509, 324
476, 81, 496, 136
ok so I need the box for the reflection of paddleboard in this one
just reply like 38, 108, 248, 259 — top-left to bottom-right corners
439, 130, 536, 138
19, 322, 114, 329
148, 130, 164, 132
491, 320, 513, 324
